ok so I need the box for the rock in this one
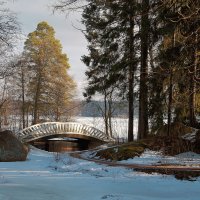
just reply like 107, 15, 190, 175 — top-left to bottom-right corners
0, 130, 28, 162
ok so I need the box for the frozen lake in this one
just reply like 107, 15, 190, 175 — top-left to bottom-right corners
73, 117, 138, 140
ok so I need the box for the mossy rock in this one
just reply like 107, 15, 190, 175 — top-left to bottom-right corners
96, 141, 147, 161
95, 122, 200, 160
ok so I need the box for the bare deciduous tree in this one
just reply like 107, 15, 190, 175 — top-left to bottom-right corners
0, 0, 20, 79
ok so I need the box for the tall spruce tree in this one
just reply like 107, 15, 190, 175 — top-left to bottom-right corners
82, 0, 139, 141
82, 1, 123, 138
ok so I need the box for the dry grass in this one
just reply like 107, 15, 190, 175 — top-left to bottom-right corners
96, 141, 147, 161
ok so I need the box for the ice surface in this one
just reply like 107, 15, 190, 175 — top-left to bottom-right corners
74, 117, 137, 139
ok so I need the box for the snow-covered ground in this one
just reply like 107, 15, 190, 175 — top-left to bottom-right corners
82, 148, 200, 167
118, 150, 200, 167
0, 148, 200, 200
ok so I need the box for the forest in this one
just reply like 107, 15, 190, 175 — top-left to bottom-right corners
0, 0, 199, 142
54, 0, 200, 141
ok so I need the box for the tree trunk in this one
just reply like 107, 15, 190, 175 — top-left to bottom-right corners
189, 33, 197, 127
167, 70, 173, 137
128, 70, 134, 142
103, 91, 109, 137
128, 8, 135, 142
189, 68, 196, 127
56, 107, 60, 121
26, 105, 29, 127
138, 0, 149, 140
33, 74, 41, 125
108, 96, 113, 138
21, 65, 26, 129
33, 96, 39, 125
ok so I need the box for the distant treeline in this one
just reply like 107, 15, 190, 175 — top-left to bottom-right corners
79, 101, 138, 118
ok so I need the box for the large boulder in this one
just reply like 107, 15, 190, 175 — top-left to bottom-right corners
0, 130, 28, 162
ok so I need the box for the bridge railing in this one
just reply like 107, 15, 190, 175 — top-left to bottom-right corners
18, 122, 115, 143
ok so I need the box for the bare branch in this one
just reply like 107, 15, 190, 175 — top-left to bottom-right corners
52, 0, 87, 14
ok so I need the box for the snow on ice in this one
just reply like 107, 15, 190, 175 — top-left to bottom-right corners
0, 147, 200, 200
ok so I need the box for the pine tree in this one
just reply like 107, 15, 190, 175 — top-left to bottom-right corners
82, 0, 139, 140
55, 0, 200, 134
82, 1, 122, 138
149, 0, 200, 131
23, 21, 76, 124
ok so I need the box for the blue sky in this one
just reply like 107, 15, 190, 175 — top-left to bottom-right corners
7, 0, 88, 98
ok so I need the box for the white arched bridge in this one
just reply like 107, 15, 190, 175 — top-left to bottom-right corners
18, 122, 113, 143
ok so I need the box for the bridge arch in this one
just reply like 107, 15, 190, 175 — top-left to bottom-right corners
18, 122, 113, 143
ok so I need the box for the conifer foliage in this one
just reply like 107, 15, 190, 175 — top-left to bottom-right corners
82, 1, 140, 140
54, 0, 200, 139
23, 21, 76, 124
